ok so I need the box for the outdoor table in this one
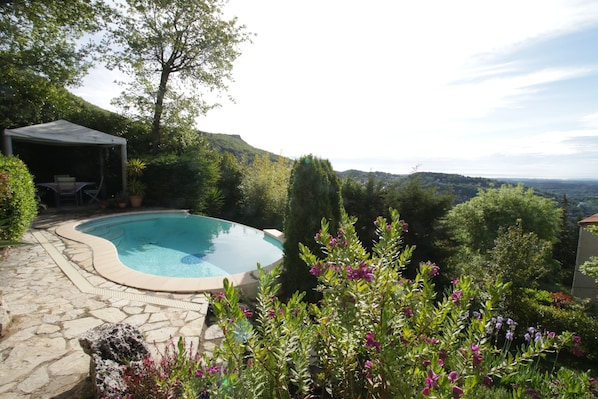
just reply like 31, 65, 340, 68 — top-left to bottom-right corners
36, 181, 96, 207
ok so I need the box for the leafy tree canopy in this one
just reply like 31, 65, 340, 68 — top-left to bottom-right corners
106, 0, 252, 153
0, 0, 112, 127
445, 184, 561, 254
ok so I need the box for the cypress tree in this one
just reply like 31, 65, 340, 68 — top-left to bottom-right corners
281, 155, 343, 302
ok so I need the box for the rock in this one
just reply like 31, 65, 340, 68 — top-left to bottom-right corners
79, 322, 150, 364
0, 295, 10, 337
79, 323, 151, 399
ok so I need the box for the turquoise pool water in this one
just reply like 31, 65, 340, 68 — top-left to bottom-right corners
76, 212, 283, 278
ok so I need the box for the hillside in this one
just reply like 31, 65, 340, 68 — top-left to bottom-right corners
203, 132, 598, 217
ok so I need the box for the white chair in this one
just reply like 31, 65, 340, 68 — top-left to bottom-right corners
55, 176, 79, 207
84, 175, 104, 204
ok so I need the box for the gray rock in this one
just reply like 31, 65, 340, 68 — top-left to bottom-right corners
79, 322, 149, 364
79, 323, 151, 399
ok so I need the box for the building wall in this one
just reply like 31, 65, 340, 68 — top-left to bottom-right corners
572, 225, 598, 305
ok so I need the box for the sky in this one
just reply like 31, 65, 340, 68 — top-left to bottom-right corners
72, 0, 598, 180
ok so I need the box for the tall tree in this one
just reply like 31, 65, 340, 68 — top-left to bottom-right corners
282, 155, 343, 302
107, 0, 251, 153
383, 174, 454, 279
0, 0, 111, 128
445, 184, 562, 282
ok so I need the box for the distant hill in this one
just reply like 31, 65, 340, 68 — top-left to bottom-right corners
203, 132, 598, 217
200, 131, 279, 163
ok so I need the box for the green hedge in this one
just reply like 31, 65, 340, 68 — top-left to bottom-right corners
0, 154, 37, 241
143, 151, 219, 213
516, 291, 598, 360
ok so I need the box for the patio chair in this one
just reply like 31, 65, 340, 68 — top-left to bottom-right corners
84, 175, 104, 204
55, 176, 79, 207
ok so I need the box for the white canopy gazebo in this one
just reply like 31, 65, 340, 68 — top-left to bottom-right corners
1, 119, 128, 192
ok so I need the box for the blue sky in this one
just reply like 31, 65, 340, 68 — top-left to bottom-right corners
72, 0, 598, 179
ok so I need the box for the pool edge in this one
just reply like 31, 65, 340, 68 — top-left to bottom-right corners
55, 210, 284, 296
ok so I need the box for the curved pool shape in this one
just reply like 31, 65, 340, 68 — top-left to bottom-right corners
55, 210, 284, 294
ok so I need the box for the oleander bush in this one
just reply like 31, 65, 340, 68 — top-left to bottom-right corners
123, 210, 597, 398
0, 154, 37, 242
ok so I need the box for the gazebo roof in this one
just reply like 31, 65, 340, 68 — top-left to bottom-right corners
4, 119, 126, 147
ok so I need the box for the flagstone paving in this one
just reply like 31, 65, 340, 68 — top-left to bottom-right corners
0, 210, 223, 399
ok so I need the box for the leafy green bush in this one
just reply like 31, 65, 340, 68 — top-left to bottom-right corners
124, 210, 596, 398
0, 154, 37, 241
515, 292, 598, 360
144, 150, 219, 213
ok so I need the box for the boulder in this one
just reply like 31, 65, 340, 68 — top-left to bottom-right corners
79, 323, 150, 399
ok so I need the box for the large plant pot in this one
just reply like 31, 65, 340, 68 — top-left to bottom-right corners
129, 195, 143, 208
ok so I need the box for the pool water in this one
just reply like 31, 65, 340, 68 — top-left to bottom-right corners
76, 212, 283, 278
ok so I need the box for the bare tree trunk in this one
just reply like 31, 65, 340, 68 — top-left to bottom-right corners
151, 69, 171, 153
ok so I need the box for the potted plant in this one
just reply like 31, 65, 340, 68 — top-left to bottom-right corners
127, 158, 146, 208
115, 191, 128, 208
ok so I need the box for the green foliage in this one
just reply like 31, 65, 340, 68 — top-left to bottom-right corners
281, 155, 343, 302
238, 154, 292, 230
212, 152, 243, 220
123, 211, 596, 398
0, 0, 110, 87
126, 158, 147, 196
0, 155, 37, 241
143, 144, 219, 213
446, 184, 561, 254
446, 184, 562, 284
107, 0, 252, 152
341, 173, 385, 251
383, 173, 454, 279
487, 223, 556, 289
515, 290, 598, 360
0, 1, 112, 129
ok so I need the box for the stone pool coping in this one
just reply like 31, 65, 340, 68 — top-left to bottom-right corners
55, 210, 283, 295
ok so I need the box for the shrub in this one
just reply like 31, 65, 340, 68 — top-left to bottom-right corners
0, 154, 37, 241
144, 150, 219, 213
124, 210, 596, 398
515, 291, 598, 360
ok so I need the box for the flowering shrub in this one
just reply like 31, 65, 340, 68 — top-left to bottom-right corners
123, 209, 596, 398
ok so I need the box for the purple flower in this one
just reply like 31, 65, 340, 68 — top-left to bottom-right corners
524, 333, 531, 342
452, 385, 464, 397
241, 307, 253, 318
195, 369, 203, 378
505, 330, 514, 341
451, 290, 463, 304
347, 261, 374, 282
421, 387, 431, 396
309, 262, 325, 276
365, 332, 381, 352
448, 371, 458, 382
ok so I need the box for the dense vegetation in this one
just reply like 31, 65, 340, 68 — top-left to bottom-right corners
0, 154, 37, 243
3, 1, 598, 396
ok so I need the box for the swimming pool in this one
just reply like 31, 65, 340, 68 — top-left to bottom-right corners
56, 210, 284, 294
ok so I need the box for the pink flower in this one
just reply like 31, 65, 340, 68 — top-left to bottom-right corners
421, 387, 431, 396
452, 290, 463, 304
241, 307, 253, 318
452, 385, 464, 398
195, 369, 203, 378
365, 332, 381, 352
448, 371, 458, 382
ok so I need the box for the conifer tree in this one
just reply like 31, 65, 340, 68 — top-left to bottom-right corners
281, 155, 342, 302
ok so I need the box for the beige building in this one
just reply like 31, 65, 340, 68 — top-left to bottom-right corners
572, 213, 598, 306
